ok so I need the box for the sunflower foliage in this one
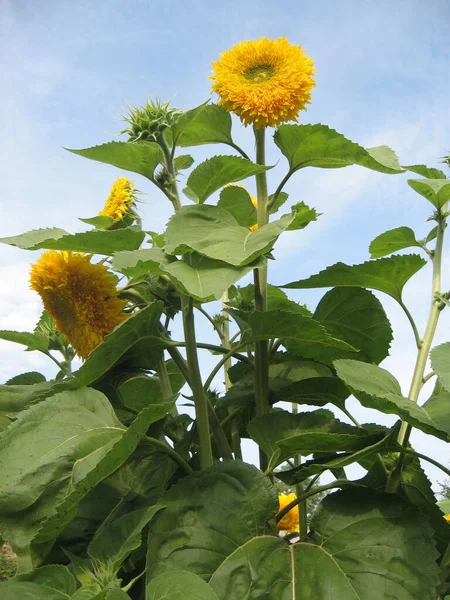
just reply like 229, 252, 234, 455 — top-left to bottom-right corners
1, 36, 450, 600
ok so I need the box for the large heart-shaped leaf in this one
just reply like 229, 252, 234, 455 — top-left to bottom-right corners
0, 227, 145, 254
164, 204, 295, 266
67, 141, 162, 181
282, 254, 426, 303
183, 155, 271, 203
208, 489, 439, 599
146, 461, 277, 581
313, 287, 393, 364
334, 359, 449, 441
274, 123, 403, 173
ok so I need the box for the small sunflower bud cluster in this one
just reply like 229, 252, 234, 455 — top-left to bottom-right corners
121, 99, 180, 143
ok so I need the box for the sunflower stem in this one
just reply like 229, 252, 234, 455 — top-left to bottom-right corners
157, 131, 213, 469
385, 203, 448, 493
253, 126, 270, 471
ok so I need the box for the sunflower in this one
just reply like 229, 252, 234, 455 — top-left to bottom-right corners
99, 177, 136, 220
211, 37, 315, 128
30, 251, 127, 360
277, 492, 299, 533
445, 514, 450, 522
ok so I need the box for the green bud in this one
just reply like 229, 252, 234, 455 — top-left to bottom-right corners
120, 98, 181, 143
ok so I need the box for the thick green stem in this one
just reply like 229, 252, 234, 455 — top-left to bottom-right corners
222, 289, 242, 460
158, 132, 213, 469
386, 206, 447, 492
253, 126, 270, 471
181, 295, 214, 469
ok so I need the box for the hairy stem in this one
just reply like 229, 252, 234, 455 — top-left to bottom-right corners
253, 126, 270, 471
386, 205, 447, 492
142, 435, 193, 475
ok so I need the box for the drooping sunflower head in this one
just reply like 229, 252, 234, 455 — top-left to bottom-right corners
211, 37, 316, 129
98, 177, 137, 221
30, 251, 127, 360
277, 492, 299, 533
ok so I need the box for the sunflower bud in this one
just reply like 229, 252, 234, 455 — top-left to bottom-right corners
120, 99, 181, 143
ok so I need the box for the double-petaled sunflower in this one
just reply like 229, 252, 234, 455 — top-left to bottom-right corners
211, 37, 315, 128
98, 177, 136, 221
277, 492, 300, 533
30, 251, 127, 359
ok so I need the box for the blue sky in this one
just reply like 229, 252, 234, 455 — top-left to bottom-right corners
1, 0, 450, 486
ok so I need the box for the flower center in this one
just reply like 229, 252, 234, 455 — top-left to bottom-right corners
245, 64, 274, 83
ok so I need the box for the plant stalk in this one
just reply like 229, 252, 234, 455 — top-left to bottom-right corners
386, 205, 447, 492
253, 126, 270, 471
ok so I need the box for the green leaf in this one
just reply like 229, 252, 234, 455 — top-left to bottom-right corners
0, 330, 48, 353
146, 461, 277, 581
399, 456, 450, 557
176, 103, 234, 148
269, 191, 289, 214
79, 215, 117, 229
0, 388, 123, 569
217, 185, 257, 228
282, 254, 426, 303
404, 164, 447, 179
165, 204, 294, 266
334, 359, 449, 441
244, 310, 357, 362
32, 399, 172, 563
0, 227, 145, 254
248, 408, 385, 472
66, 141, 162, 181
88, 505, 163, 570
174, 154, 194, 170
171, 101, 209, 146
277, 428, 394, 485
272, 376, 350, 410
113, 248, 257, 302
286, 201, 320, 231
274, 124, 403, 173
146, 571, 220, 600
183, 155, 271, 203
313, 287, 393, 364
422, 380, 450, 435
408, 178, 450, 208
369, 226, 423, 258
431, 343, 450, 392
209, 489, 439, 599
5, 371, 46, 385
0, 564, 76, 599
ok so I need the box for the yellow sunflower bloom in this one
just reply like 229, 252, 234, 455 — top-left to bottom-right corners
99, 177, 136, 220
444, 514, 450, 522
211, 36, 316, 128
30, 251, 127, 360
277, 492, 299, 533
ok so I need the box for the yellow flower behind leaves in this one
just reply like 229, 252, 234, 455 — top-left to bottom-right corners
30, 251, 127, 360
226, 184, 258, 231
211, 37, 316, 128
277, 493, 299, 533
99, 177, 136, 220
444, 514, 450, 522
